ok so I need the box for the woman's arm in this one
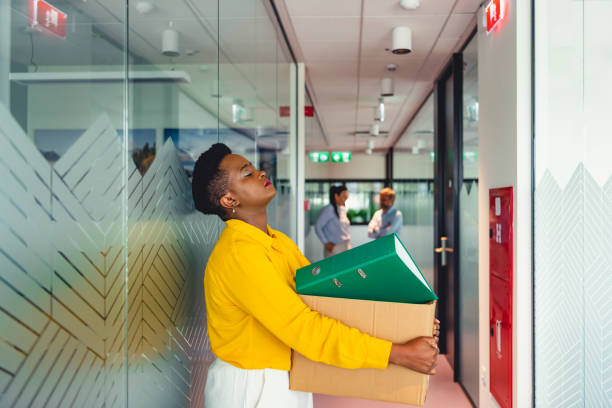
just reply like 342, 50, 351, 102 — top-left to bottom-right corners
314, 206, 332, 245
222, 242, 391, 370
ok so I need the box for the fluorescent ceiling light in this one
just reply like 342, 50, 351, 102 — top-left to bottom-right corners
9, 71, 192, 84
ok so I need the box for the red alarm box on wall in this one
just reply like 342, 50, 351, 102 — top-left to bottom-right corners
489, 187, 513, 408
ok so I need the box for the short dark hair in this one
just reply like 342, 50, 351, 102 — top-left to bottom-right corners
192, 143, 232, 220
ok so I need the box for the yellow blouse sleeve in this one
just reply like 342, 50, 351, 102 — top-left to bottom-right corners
221, 241, 391, 370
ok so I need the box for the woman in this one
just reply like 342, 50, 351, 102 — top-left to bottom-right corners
314, 185, 351, 258
192, 143, 439, 408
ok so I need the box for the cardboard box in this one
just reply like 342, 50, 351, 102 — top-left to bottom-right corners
289, 295, 436, 406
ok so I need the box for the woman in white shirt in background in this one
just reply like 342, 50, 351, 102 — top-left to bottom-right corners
314, 185, 351, 258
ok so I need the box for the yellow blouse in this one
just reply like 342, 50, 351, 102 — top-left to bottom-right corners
204, 219, 392, 371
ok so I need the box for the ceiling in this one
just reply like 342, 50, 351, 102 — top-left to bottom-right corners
278, 0, 479, 152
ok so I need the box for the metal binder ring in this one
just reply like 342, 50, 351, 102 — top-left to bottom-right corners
357, 269, 367, 279
312, 266, 321, 276
333, 278, 342, 288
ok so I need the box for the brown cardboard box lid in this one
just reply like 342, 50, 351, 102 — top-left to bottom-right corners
289, 295, 436, 406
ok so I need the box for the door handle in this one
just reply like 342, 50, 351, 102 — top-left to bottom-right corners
435, 236, 454, 266
495, 319, 502, 358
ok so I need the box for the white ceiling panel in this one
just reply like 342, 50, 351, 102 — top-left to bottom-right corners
285, 0, 361, 17
291, 17, 361, 42
363, 0, 456, 17
307, 61, 359, 77
455, 0, 484, 14
299, 41, 359, 62
439, 13, 476, 39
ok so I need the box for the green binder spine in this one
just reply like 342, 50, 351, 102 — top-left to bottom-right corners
296, 234, 437, 304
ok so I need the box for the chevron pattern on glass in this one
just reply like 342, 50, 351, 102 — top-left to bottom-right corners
535, 165, 612, 408
0, 105, 220, 408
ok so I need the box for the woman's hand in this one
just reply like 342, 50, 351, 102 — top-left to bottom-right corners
324, 242, 335, 252
433, 318, 440, 339
389, 336, 439, 375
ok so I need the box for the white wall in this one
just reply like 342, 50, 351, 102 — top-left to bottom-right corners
478, 0, 532, 407
393, 152, 434, 179
305, 152, 386, 179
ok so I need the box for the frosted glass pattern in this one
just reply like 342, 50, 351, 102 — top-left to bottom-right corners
535, 167, 612, 406
534, 0, 612, 406
458, 182, 479, 402
1, 0, 296, 405
0, 107, 221, 407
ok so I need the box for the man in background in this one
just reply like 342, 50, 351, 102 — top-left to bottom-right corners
368, 187, 403, 239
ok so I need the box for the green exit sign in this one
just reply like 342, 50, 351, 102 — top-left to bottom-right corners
309, 152, 330, 162
331, 152, 351, 163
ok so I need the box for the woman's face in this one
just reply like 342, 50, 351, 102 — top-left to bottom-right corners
219, 154, 276, 212
335, 190, 349, 206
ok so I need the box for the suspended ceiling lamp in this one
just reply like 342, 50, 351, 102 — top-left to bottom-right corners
392, 26, 412, 54
162, 21, 180, 57
381, 77, 394, 97
366, 139, 375, 155
370, 123, 380, 136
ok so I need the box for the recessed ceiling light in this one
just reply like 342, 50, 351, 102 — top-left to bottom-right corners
400, 0, 421, 10
136, 1, 154, 14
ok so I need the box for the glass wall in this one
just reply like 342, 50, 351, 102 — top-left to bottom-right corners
393, 93, 435, 285
0, 1, 296, 406
458, 34, 478, 405
534, 0, 612, 406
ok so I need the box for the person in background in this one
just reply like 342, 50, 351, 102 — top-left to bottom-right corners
368, 187, 403, 239
314, 185, 351, 258
192, 144, 440, 408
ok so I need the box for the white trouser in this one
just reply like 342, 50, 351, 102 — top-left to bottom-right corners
324, 240, 351, 258
204, 358, 313, 408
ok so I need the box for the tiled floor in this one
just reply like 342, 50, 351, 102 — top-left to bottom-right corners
313, 355, 474, 408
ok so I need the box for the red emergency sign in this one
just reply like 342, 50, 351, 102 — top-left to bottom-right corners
32, 0, 67, 39
279, 106, 315, 117
485, 0, 504, 34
